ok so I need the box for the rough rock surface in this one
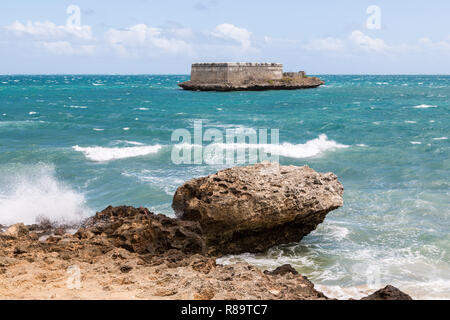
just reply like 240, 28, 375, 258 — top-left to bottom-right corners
79, 206, 206, 255
173, 163, 344, 256
361, 285, 413, 300
179, 77, 324, 92
0, 205, 412, 300
4, 223, 29, 238
264, 264, 299, 276
0, 208, 327, 300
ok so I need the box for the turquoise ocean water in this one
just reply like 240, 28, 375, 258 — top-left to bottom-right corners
0, 75, 448, 299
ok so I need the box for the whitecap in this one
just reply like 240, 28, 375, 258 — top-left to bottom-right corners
259, 135, 349, 159
175, 134, 348, 160
69, 105, 88, 109
405, 121, 417, 124
123, 141, 144, 146
433, 137, 448, 140
410, 141, 422, 145
413, 104, 437, 109
73, 144, 163, 162
123, 127, 130, 131
93, 128, 104, 131
29, 111, 37, 115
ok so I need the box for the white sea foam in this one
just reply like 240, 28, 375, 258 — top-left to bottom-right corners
433, 137, 448, 140
258, 134, 349, 158
73, 144, 163, 162
69, 105, 88, 109
218, 237, 450, 300
93, 128, 104, 131
176, 134, 348, 161
123, 140, 145, 146
0, 164, 92, 225
321, 224, 350, 241
29, 111, 37, 115
405, 120, 417, 124
413, 104, 437, 109
410, 141, 422, 145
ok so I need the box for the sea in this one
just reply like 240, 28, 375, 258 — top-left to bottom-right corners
0, 74, 448, 299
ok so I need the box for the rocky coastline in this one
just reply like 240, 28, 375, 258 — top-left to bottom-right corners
0, 163, 411, 300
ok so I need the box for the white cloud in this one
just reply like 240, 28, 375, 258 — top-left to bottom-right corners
211, 23, 252, 49
349, 30, 389, 52
38, 41, 96, 56
4, 20, 94, 41
303, 37, 344, 52
418, 37, 450, 51
105, 24, 192, 56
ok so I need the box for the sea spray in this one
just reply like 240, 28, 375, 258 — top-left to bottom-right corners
0, 164, 92, 225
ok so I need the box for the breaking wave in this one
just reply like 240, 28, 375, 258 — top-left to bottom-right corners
0, 164, 91, 225
175, 134, 349, 161
413, 104, 437, 109
73, 144, 163, 162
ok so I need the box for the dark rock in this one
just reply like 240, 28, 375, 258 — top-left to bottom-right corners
81, 206, 207, 255
120, 265, 133, 273
361, 285, 413, 300
264, 264, 299, 276
13, 245, 28, 255
178, 78, 324, 92
173, 163, 343, 256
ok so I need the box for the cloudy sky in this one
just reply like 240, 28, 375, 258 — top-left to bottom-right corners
1, 0, 449, 74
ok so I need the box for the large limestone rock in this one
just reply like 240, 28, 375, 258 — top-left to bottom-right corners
172, 163, 344, 255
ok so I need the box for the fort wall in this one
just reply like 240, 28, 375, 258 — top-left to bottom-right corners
191, 63, 283, 83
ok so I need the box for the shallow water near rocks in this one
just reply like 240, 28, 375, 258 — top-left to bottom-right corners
0, 75, 448, 299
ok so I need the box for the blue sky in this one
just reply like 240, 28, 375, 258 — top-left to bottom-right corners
1, 0, 449, 74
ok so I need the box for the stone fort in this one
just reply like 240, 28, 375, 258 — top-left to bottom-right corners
190, 62, 305, 83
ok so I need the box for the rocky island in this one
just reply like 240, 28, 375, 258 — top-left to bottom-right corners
0, 163, 411, 300
178, 63, 324, 91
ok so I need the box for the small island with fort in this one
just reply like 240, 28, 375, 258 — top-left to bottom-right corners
179, 62, 324, 91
